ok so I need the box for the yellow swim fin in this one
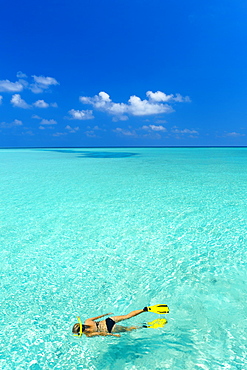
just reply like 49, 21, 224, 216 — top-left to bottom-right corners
143, 318, 167, 329
145, 304, 169, 314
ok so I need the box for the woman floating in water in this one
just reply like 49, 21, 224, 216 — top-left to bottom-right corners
72, 304, 169, 338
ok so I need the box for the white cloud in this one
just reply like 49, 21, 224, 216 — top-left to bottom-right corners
33, 115, 57, 128
32, 75, 58, 86
147, 91, 191, 103
32, 100, 57, 108
80, 92, 128, 116
18, 79, 29, 88
0, 73, 59, 96
172, 128, 198, 134
11, 94, 30, 109
225, 132, 245, 137
0, 80, 24, 92
30, 75, 59, 93
113, 127, 137, 136
155, 119, 167, 124
143, 132, 162, 140
16, 71, 27, 78
24, 130, 34, 136
0, 119, 23, 128
85, 125, 106, 134
40, 119, 57, 125
80, 91, 111, 107
53, 132, 67, 137
142, 124, 167, 132
146, 91, 174, 102
10, 95, 57, 109
65, 125, 79, 133
112, 115, 129, 122
13, 119, 22, 126
80, 90, 189, 118
128, 95, 172, 116
173, 93, 191, 102
85, 130, 97, 137
29, 85, 44, 94
112, 125, 168, 139
0, 95, 2, 104
33, 99, 49, 108
68, 109, 94, 120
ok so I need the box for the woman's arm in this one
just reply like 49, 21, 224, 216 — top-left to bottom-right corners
85, 312, 113, 322
87, 332, 120, 338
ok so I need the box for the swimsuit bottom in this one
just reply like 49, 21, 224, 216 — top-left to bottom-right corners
105, 317, 115, 333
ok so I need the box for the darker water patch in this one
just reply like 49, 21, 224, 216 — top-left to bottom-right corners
42, 149, 139, 158
80, 151, 138, 158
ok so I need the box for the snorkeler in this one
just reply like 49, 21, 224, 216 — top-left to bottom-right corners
72, 304, 169, 338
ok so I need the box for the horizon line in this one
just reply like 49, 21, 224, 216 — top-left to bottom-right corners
1, 145, 247, 149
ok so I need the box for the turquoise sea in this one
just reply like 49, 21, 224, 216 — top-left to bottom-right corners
0, 147, 247, 370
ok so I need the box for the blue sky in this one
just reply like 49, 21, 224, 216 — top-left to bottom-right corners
0, 0, 247, 147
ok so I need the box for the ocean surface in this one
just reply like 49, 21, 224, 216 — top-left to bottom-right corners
0, 147, 247, 370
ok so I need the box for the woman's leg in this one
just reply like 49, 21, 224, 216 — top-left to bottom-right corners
111, 309, 145, 324
112, 324, 142, 333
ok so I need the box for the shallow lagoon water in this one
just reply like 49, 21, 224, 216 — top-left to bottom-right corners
0, 147, 247, 370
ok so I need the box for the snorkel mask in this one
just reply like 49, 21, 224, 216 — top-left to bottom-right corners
74, 316, 83, 337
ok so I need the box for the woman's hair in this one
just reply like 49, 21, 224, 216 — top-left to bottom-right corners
72, 323, 87, 335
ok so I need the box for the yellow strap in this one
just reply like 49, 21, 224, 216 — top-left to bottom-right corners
73, 316, 83, 337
